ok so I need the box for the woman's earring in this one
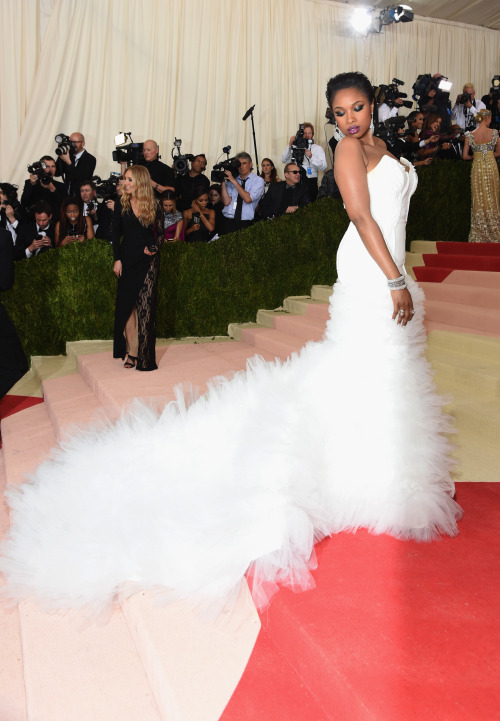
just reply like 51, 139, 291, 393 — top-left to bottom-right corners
370, 114, 375, 133
335, 123, 345, 140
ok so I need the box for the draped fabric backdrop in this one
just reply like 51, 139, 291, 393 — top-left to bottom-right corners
1, 0, 499, 189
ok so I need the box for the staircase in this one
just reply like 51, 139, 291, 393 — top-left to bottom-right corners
1, 244, 499, 719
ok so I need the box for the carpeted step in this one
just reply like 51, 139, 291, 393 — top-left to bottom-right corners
42, 373, 109, 441
447, 399, 500, 443
414, 267, 454, 282
423, 253, 500, 272
239, 326, 308, 359
427, 330, 500, 363
436, 241, 500, 256
282, 296, 330, 318
427, 347, 500, 400
424, 320, 500, 338
452, 427, 500, 483
409, 240, 437, 254
424, 299, 500, 335
442, 270, 500, 289
256, 310, 326, 341
420, 282, 500, 310
310, 285, 333, 302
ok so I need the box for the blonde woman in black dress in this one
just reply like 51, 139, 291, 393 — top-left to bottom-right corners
112, 165, 163, 371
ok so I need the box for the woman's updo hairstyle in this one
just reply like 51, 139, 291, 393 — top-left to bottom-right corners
475, 108, 492, 123
326, 72, 374, 107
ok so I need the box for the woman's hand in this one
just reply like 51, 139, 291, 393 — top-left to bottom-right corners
113, 260, 122, 278
391, 287, 414, 327
144, 246, 157, 256
77, 234, 85, 243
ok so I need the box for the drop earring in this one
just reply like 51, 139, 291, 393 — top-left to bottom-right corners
335, 123, 345, 140
370, 114, 375, 133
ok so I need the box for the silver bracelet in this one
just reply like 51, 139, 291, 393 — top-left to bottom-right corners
389, 282, 407, 291
387, 274, 405, 288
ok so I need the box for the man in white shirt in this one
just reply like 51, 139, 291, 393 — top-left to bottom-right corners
451, 84, 486, 131
378, 97, 405, 123
220, 152, 264, 235
281, 123, 327, 201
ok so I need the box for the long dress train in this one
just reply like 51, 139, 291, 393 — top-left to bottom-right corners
0, 155, 462, 615
466, 129, 500, 243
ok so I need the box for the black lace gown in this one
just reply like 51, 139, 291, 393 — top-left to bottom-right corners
112, 204, 162, 371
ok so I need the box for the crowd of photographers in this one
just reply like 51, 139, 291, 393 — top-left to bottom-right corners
1, 72, 499, 260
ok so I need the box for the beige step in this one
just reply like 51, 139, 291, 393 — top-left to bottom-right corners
427, 331, 500, 365
410, 240, 438, 254
310, 285, 333, 302
427, 347, 500, 400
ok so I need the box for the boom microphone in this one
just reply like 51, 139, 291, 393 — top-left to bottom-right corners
242, 105, 255, 121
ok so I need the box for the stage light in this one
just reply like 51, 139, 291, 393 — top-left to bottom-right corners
350, 7, 373, 33
392, 5, 414, 22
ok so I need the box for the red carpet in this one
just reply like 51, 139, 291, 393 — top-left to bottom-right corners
436, 241, 500, 256
222, 483, 500, 721
0, 395, 44, 449
413, 267, 454, 282
422, 253, 500, 272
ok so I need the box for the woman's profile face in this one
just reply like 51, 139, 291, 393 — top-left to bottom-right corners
331, 87, 373, 139
194, 193, 209, 209
162, 199, 174, 213
261, 160, 272, 174
65, 204, 80, 222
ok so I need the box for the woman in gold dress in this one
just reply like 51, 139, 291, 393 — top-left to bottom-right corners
462, 109, 500, 243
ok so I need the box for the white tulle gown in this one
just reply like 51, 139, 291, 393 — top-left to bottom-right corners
0, 155, 462, 615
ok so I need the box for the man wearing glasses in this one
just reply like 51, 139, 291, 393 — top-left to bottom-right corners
56, 132, 96, 196
281, 122, 327, 201
258, 163, 309, 220
219, 152, 264, 235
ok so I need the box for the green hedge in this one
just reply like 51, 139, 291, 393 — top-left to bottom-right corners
3, 160, 471, 358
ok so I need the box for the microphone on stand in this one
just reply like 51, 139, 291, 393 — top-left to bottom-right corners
242, 105, 255, 121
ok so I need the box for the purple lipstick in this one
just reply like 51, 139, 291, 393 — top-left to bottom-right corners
347, 126, 360, 135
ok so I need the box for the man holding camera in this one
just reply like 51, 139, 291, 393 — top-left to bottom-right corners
176, 154, 210, 211
56, 132, 96, 197
378, 96, 405, 123
21, 156, 65, 218
219, 152, 264, 235
14, 201, 55, 261
451, 84, 486, 131
281, 123, 326, 202
138, 140, 176, 197
80, 180, 110, 236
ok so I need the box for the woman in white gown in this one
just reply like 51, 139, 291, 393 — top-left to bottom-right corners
0, 73, 462, 615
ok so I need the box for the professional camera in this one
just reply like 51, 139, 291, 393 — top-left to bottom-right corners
489, 76, 500, 130
291, 124, 310, 166
171, 138, 194, 175
375, 115, 408, 143
412, 74, 452, 105
211, 146, 240, 183
377, 79, 413, 109
54, 133, 75, 156
111, 132, 144, 165
27, 160, 52, 184
458, 92, 472, 105
93, 173, 121, 200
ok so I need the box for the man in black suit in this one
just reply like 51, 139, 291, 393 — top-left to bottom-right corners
0, 228, 29, 399
20, 155, 66, 218
14, 201, 55, 261
56, 132, 96, 196
258, 163, 309, 220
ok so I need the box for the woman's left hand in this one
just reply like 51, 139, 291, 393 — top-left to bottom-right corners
144, 246, 157, 256
391, 287, 414, 327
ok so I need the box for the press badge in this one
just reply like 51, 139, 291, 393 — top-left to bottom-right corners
233, 201, 238, 210
307, 167, 312, 176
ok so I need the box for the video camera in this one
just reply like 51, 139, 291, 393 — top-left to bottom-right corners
171, 138, 195, 175
27, 160, 52, 184
291, 124, 311, 166
412, 74, 452, 105
211, 146, 240, 183
376, 79, 413, 109
112, 132, 144, 166
93, 173, 121, 201
375, 115, 408, 144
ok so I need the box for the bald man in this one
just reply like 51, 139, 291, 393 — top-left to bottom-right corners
123, 139, 175, 196
56, 132, 96, 196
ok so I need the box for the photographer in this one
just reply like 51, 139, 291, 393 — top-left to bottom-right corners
378, 97, 405, 123
176, 154, 210, 211
79, 179, 111, 235
0, 183, 27, 245
56, 133, 96, 197
0, 228, 29, 400
281, 123, 326, 202
131, 139, 175, 197
451, 84, 486, 132
14, 201, 55, 261
219, 152, 264, 235
20, 155, 65, 217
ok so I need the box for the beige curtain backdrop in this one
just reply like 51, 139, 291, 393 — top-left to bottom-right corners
1, 0, 499, 189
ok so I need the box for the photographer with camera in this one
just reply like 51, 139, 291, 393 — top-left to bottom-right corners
219, 152, 264, 236
55, 133, 96, 197
281, 123, 326, 202
452, 84, 486, 132
21, 155, 65, 218
14, 201, 55, 261
258, 163, 309, 220
176, 154, 210, 211
135, 139, 175, 197
0, 183, 27, 245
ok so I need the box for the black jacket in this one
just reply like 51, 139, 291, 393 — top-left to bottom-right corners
14, 221, 56, 261
258, 182, 309, 220
56, 150, 97, 196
